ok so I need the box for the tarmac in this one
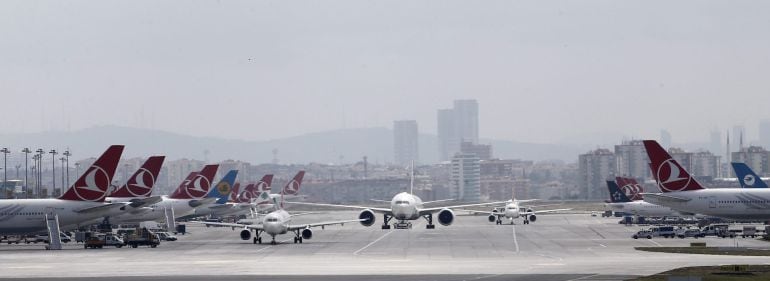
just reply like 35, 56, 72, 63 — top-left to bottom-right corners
1, 211, 769, 280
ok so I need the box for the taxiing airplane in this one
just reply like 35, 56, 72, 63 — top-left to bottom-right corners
0, 145, 126, 234
463, 199, 570, 225
642, 140, 770, 221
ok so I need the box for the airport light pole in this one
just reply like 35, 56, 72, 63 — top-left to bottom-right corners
35, 149, 43, 197
49, 149, 57, 196
63, 150, 71, 187
0, 148, 9, 189
59, 157, 66, 189
22, 148, 30, 198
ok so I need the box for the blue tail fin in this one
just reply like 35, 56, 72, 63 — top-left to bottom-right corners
606, 180, 632, 203
207, 170, 239, 203
732, 162, 768, 188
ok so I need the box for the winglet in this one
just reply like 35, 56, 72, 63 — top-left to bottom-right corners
59, 145, 125, 202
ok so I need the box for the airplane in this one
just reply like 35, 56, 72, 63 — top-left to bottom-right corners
192, 170, 240, 217
105, 156, 166, 208
642, 140, 770, 221
604, 178, 684, 217
289, 166, 505, 229
255, 171, 305, 212
112, 164, 220, 223
731, 162, 769, 188
227, 175, 274, 217
463, 199, 570, 225
0, 145, 126, 234
193, 195, 362, 245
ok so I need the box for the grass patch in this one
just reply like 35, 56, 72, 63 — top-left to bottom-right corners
634, 265, 770, 281
635, 247, 770, 256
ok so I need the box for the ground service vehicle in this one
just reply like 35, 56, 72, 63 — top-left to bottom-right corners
742, 226, 758, 238
85, 234, 124, 249
123, 227, 160, 248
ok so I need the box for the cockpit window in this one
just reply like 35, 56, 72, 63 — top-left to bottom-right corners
266, 218, 279, 222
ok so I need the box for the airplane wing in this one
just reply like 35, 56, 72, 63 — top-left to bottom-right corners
287, 202, 391, 213
419, 201, 508, 215
640, 193, 691, 203
520, 208, 572, 215
289, 211, 322, 218
189, 221, 265, 230
369, 199, 391, 203
456, 209, 506, 217
287, 219, 365, 231
74, 203, 128, 214
127, 196, 163, 208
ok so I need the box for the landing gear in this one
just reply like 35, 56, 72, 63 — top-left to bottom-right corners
423, 214, 436, 229
253, 237, 258, 244
270, 236, 276, 245
523, 220, 529, 225
496, 219, 502, 225
293, 230, 304, 244
382, 214, 393, 229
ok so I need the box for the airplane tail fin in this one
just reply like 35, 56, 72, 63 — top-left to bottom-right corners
229, 182, 241, 202
168, 172, 198, 199
279, 171, 305, 209
110, 156, 165, 198
615, 177, 644, 201
59, 145, 125, 202
732, 162, 768, 188
643, 140, 704, 192
606, 180, 632, 203
207, 170, 238, 204
182, 164, 219, 199
258, 174, 274, 192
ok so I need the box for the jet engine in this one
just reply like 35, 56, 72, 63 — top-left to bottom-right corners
529, 214, 537, 222
240, 229, 251, 240
437, 208, 455, 226
359, 209, 376, 227
488, 215, 496, 223
301, 228, 313, 240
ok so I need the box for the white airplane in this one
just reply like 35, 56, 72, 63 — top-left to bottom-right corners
194, 201, 362, 245
642, 140, 770, 221
0, 145, 127, 234
290, 167, 504, 229
604, 178, 684, 217
111, 164, 220, 223
464, 199, 571, 225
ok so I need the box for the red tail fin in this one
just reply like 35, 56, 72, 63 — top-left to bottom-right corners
281, 171, 305, 196
237, 183, 256, 203
643, 140, 704, 192
110, 156, 165, 198
169, 165, 219, 199
59, 145, 125, 202
615, 176, 644, 200
258, 174, 274, 192
229, 182, 241, 202
169, 172, 198, 199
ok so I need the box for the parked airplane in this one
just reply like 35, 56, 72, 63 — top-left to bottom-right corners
642, 140, 770, 221
290, 167, 504, 229
113, 164, 220, 223
194, 196, 362, 245
732, 162, 769, 188
192, 170, 239, 217
605, 179, 683, 217
0, 145, 125, 234
463, 199, 570, 225
105, 156, 166, 208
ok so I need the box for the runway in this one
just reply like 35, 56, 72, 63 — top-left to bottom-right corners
1, 212, 768, 280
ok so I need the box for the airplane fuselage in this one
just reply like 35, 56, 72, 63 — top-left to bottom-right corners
262, 209, 291, 237
644, 189, 770, 220
607, 201, 681, 217
0, 199, 123, 234
390, 192, 423, 220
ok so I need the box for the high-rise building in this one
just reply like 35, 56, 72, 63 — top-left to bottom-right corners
691, 151, 721, 179
660, 130, 672, 149
460, 141, 492, 160
437, 99, 479, 161
393, 120, 419, 166
760, 120, 770, 149
451, 153, 480, 202
732, 146, 770, 177
577, 148, 616, 200
614, 140, 649, 180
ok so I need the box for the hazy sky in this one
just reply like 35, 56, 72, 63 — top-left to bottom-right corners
2, 1, 769, 145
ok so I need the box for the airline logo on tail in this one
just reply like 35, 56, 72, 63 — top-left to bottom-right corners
732, 162, 768, 188
238, 183, 258, 203
606, 180, 632, 203
643, 140, 703, 192
282, 171, 305, 196
616, 177, 643, 201
60, 145, 124, 202
126, 168, 156, 197
185, 175, 211, 198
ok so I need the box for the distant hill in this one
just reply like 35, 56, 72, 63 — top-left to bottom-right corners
0, 125, 584, 163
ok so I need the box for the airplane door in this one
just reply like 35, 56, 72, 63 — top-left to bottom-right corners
708, 196, 717, 209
